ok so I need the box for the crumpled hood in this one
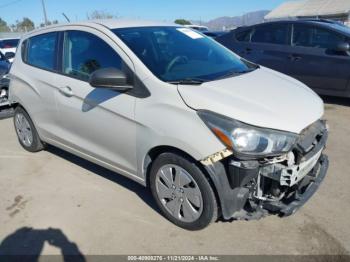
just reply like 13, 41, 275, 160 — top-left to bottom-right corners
178, 67, 324, 134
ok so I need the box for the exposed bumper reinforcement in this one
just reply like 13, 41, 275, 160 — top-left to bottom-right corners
263, 154, 329, 216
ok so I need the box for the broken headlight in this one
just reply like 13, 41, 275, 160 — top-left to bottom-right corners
198, 110, 298, 157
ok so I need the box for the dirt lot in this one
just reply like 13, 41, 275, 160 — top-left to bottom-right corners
0, 97, 350, 257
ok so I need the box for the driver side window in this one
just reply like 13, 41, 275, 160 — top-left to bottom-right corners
292, 25, 345, 49
63, 31, 124, 81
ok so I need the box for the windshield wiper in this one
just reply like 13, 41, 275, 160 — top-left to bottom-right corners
214, 67, 258, 81
167, 78, 207, 85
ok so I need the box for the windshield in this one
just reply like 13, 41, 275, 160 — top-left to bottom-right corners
327, 23, 350, 36
0, 39, 19, 49
113, 27, 253, 83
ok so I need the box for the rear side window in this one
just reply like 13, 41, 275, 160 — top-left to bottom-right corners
27, 32, 58, 71
63, 31, 123, 81
293, 24, 345, 49
236, 29, 251, 42
251, 24, 288, 45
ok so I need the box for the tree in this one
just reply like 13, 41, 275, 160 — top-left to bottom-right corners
174, 19, 192, 25
40, 20, 59, 28
0, 18, 10, 32
15, 17, 35, 32
87, 10, 118, 20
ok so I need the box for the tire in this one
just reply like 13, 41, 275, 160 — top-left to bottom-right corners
150, 152, 218, 230
13, 106, 45, 152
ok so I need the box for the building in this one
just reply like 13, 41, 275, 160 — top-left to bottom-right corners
265, 0, 350, 26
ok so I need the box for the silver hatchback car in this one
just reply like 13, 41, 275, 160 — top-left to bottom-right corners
9, 20, 329, 230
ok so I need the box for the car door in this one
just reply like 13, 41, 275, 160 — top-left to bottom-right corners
53, 28, 138, 176
286, 23, 350, 93
18, 32, 61, 139
234, 23, 291, 74
223, 27, 253, 56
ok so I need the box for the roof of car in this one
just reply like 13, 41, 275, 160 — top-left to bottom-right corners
235, 19, 350, 32
34, 19, 176, 32
90, 19, 177, 29
247, 19, 343, 26
229, 19, 350, 38
23, 19, 178, 38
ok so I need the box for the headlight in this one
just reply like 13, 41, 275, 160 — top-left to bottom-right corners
198, 110, 298, 157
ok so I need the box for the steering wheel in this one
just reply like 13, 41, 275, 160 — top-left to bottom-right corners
166, 56, 189, 73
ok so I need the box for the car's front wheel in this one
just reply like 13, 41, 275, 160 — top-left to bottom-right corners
150, 152, 218, 230
14, 107, 45, 152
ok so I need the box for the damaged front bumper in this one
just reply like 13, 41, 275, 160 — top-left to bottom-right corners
263, 155, 328, 217
202, 120, 329, 220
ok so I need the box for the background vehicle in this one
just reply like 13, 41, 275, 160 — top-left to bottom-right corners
184, 24, 209, 32
203, 31, 226, 38
0, 52, 11, 107
0, 38, 19, 63
9, 20, 328, 230
217, 19, 350, 98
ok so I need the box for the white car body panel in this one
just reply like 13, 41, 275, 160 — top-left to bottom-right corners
178, 67, 324, 134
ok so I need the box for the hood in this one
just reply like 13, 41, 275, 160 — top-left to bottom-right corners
178, 67, 324, 134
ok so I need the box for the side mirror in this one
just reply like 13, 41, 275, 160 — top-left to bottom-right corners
335, 42, 350, 52
4, 52, 15, 60
89, 68, 133, 92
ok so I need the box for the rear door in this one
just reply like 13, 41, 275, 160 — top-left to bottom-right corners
244, 23, 292, 74
286, 23, 350, 93
19, 32, 60, 139
219, 24, 292, 74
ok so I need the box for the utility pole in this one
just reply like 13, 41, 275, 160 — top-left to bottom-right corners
41, 0, 49, 25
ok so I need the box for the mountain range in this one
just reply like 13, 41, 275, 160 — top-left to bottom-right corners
193, 10, 270, 31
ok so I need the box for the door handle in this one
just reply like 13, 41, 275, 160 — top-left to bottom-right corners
288, 54, 302, 61
59, 86, 74, 97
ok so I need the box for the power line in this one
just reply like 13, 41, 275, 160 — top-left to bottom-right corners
0, 0, 24, 9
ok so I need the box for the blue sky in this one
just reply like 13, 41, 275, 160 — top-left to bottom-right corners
0, 0, 287, 26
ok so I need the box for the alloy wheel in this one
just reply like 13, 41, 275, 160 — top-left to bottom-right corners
15, 113, 33, 147
155, 164, 203, 223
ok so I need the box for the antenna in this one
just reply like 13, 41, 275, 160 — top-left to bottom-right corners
62, 13, 71, 22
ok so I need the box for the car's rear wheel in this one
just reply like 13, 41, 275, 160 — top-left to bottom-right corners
14, 107, 45, 152
150, 152, 218, 230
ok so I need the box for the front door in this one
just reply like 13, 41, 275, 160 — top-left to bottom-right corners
286, 24, 350, 93
53, 28, 138, 176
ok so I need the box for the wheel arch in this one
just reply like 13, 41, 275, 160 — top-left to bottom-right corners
143, 145, 221, 212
